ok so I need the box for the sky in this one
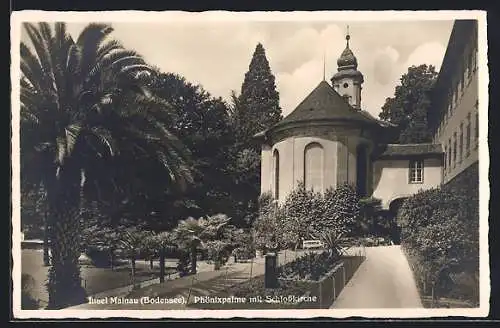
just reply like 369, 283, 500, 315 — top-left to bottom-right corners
21, 19, 454, 118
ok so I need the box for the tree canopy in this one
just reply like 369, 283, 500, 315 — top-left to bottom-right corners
379, 64, 438, 144
228, 43, 282, 226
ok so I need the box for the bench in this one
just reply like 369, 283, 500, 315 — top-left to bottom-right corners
302, 240, 325, 249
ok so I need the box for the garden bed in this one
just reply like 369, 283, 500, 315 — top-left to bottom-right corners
189, 254, 365, 309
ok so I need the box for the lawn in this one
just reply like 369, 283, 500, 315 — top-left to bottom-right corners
21, 249, 176, 308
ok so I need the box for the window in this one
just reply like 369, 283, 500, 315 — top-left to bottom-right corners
468, 48, 473, 78
453, 132, 457, 167
472, 45, 477, 72
466, 113, 471, 156
464, 59, 469, 86
444, 146, 447, 172
461, 65, 465, 92
304, 142, 324, 192
273, 149, 279, 200
475, 111, 479, 148
448, 139, 452, 171
459, 123, 464, 163
409, 160, 424, 183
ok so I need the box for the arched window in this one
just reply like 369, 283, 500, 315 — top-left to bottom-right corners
273, 149, 279, 200
304, 142, 324, 192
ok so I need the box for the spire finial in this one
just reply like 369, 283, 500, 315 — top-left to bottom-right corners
346, 25, 350, 48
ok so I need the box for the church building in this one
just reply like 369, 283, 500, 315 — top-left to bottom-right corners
255, 20, 478, 213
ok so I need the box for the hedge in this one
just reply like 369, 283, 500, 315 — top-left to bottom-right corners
398, 163, 479, 306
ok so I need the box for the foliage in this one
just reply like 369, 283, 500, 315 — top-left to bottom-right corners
223, 226, 255, 260
353, 196, 398, 240
253, 184, 361, 253
282, 182, 323, 247
20, 22, 193, 308
228, 43, 283, 228
317, 184, 360, 236
233, 43, 282, 143
205, 240, 230, 268
172, 214, 231, 274
21, 184, 48, 239
379, 64, 438, 143
149, 72, 236, 227
311, 230, 349, 259
279, 251, 342, 281
398, 186, 479, 304
252, 192, 285, 252
119, 228, 153, 260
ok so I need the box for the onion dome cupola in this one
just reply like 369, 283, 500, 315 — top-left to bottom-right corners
331, 26, 364, 110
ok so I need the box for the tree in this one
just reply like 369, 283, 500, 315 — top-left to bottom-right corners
229, 43, 282, 227
20, 23, 192, 308
119, 228, 152, 287
173, 214, 231, 274
152, 231, 177, 283
149, 73, 236, 225
379, 64, 438, 144
233, 43, 282, 143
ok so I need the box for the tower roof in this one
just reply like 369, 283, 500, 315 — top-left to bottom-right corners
337, 28, 358, 69
332, 26, 364, 83
271, 81, 379, 128
337, 47, 358, 69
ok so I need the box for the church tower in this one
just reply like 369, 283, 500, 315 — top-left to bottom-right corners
331, 27, 364, 110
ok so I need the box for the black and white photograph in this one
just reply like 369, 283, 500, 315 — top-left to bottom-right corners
10, 10, 489, 319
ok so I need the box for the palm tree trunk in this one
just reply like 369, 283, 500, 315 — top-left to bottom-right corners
190, 244, 197, 274
131, 257, 136, 284
159, 248, 165, 283
43, 211, 50, 266
109, 248, 115, 271
46, 170, 87, 309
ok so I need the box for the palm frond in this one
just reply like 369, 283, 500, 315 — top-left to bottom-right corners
24, 23, 56, 93
55, 135, 67, 165
96, 40, 124, 62
77, 23, 114, 77
89, 126, 119, 157
64, 123, 83, 157
19, 42, 46, 91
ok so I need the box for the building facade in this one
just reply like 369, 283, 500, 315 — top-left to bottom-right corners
256, 19, 479, 212
430, 19, 479, 184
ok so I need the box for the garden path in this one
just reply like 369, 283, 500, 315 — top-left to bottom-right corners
330, 245, 422, 308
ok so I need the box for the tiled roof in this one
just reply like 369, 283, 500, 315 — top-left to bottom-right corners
272, 80, 380, 128
378, 143, 443, 158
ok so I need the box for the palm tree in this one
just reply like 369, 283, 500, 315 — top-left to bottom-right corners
119, 228, 152, 286
173, 214, 230, 274
153, 231, 177, 283
19, 22, 193, 309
